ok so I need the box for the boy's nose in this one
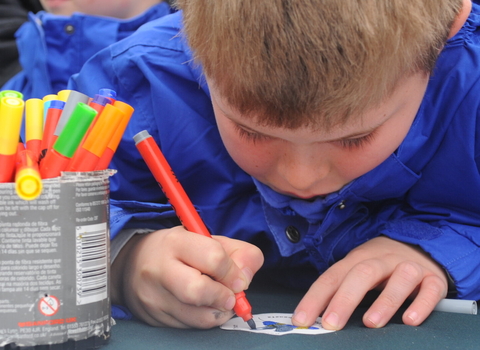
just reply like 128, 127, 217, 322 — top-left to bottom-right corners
277, 148, 328, 194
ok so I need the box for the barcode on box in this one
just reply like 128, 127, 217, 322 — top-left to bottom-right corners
76, 223, 108, 305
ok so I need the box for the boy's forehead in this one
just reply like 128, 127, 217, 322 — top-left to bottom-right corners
211, 70, 430, 141
212, 90, 387, 142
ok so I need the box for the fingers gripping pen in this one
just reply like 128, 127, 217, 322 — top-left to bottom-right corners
134, 130, 256, 329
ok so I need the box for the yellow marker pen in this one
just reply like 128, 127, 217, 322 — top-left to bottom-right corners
25, 98, 44, 161
57, 90, 72, 102
15, 149, 43, 200
0, 97, 25, 182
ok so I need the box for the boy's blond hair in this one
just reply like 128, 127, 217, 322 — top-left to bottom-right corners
175, 0, 462, 129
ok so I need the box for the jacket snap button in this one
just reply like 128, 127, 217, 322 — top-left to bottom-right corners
337, 200, 346, 210
65, 24, 75, 34
285, 226, 300, 243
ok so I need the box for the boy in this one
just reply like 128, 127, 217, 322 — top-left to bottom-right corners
1, 0, 175, 99
71, 0, 480, 330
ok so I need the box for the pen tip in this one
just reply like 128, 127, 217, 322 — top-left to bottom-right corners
247, 318, 256, 330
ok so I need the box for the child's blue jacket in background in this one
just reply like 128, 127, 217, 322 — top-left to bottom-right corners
1, 2, 175, 100
71, 3, 480, 311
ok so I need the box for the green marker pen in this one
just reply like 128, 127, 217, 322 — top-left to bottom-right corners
39, 102, 97, 179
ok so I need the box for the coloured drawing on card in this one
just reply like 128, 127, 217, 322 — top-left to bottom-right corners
220, 313, 336, 336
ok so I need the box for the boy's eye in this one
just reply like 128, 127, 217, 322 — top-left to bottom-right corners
337, 131, 376, 149
234, 124, 269, 143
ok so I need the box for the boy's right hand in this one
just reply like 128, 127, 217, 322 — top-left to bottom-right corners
111, 226, 264, 328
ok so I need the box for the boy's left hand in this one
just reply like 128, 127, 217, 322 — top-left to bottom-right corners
292, 236, 448, 330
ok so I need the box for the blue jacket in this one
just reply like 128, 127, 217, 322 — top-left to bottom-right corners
1, 2, 175, 100
71, 4, 480, 301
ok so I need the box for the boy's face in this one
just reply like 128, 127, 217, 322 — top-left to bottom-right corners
39, 0, 78, 15
210, 72, 429, 199
40, 0, 155, 18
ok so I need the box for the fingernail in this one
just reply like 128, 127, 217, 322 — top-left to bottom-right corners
242, 267, 253, 285
293, 310, 307, 325
324, 312, 340, 329
224, 296, 236, 311
367, 311, 382, 328
407, 311, 418, 323
231, 278, 246, 293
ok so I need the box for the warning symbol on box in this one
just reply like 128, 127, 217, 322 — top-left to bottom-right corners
38, 295, 60, 317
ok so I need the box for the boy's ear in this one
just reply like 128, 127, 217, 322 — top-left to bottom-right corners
448, 0, 472, 39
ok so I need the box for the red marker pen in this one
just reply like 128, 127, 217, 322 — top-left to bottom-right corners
133, 130, 256, 329
18, 136, 25, 153
89, 94, 112, 113
39, 100, 65, 162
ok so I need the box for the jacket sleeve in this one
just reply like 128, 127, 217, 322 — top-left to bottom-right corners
69, 13, 218, 242
381, 218, 480, 300
70, 42, 184, 238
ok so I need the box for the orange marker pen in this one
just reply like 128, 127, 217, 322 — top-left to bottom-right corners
15, 149, 42, 200
95, 100, 134, 170
66, 104, 124, 172
81, 94, 114, 143
133, 130, 256, 329
0, 97, 25, 182
25, 98, 44, 161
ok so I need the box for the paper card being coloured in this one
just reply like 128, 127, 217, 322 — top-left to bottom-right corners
220, 313, 336, 336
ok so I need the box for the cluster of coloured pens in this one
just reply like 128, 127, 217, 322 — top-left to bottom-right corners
0, 89, 134, 201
